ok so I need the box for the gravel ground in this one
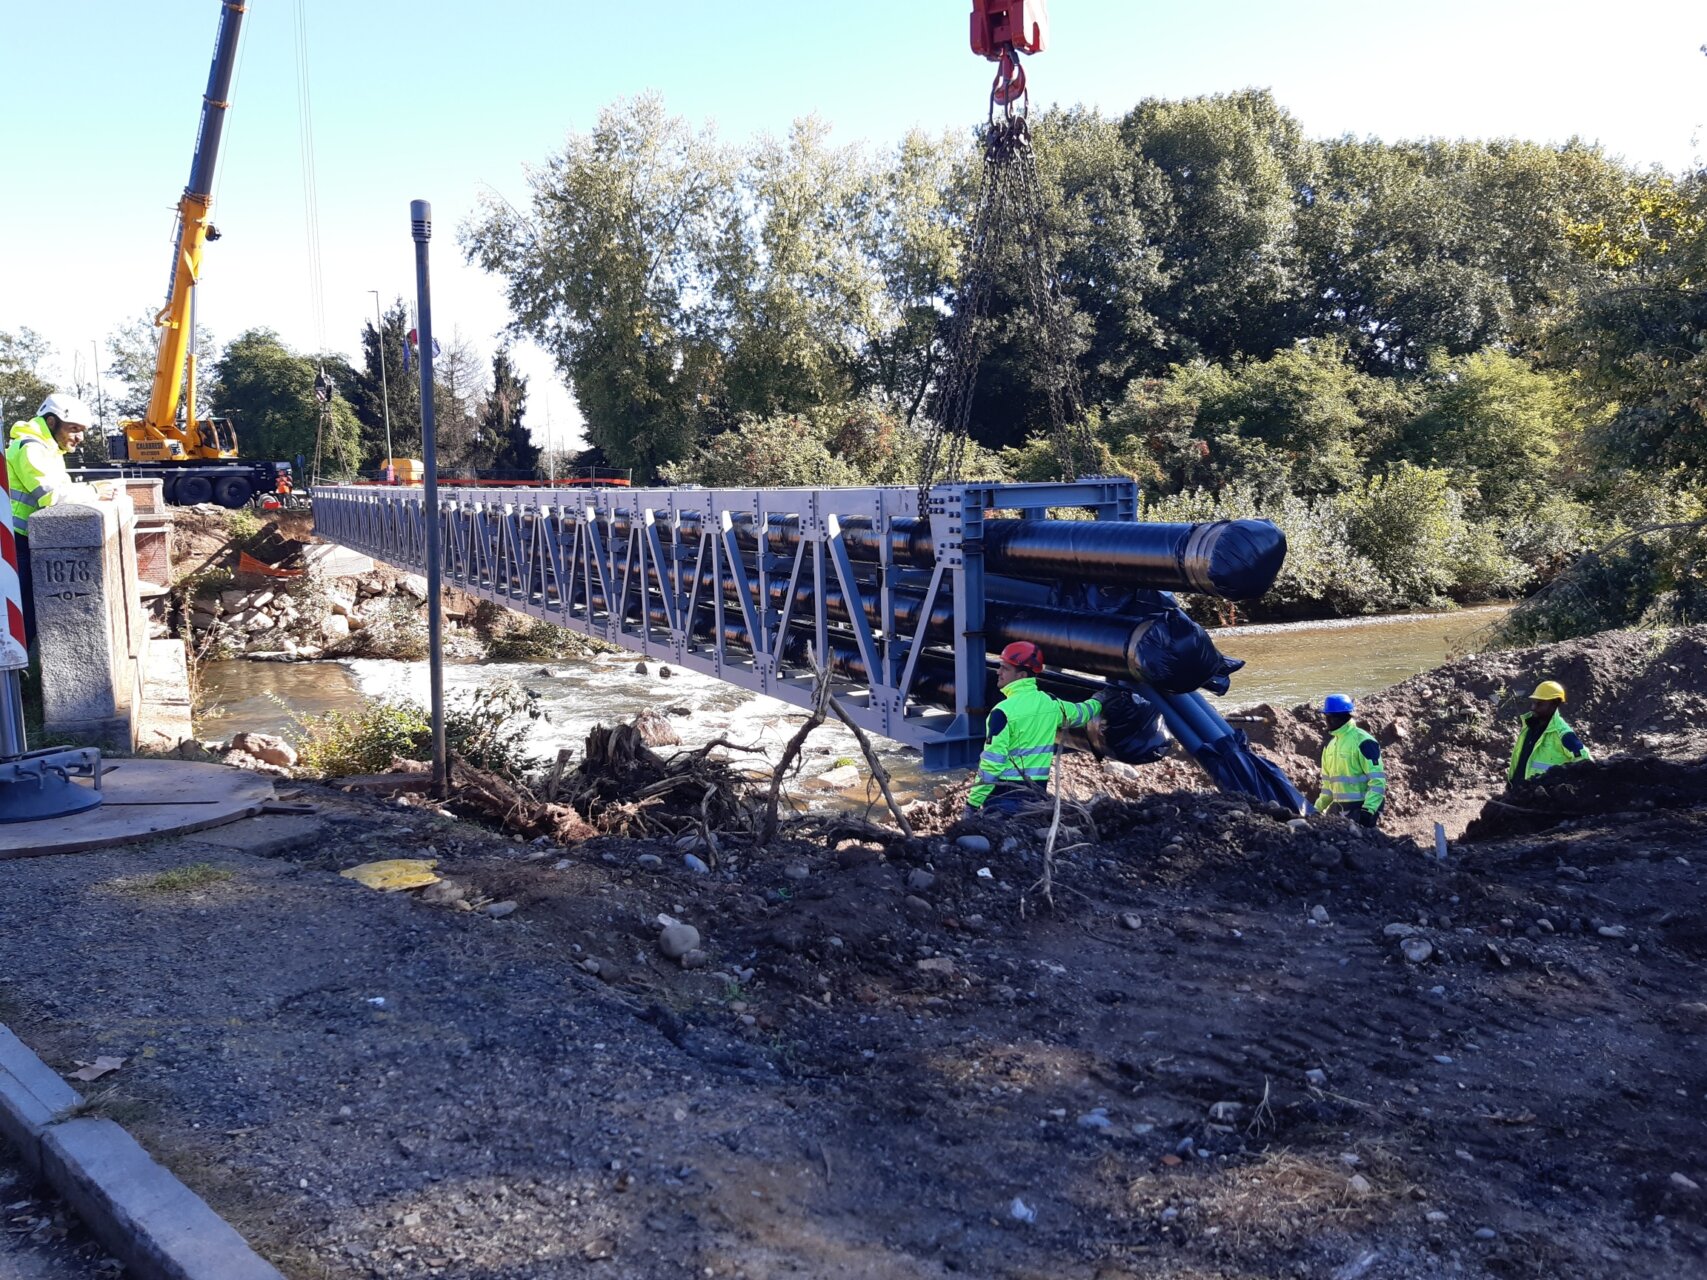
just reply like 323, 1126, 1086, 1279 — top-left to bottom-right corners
0, 768, 1703, 1278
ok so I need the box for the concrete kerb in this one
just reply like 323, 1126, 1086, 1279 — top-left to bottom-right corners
0, 1022, 284, 1280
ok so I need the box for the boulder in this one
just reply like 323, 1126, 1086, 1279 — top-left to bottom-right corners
659, 923, 701, 959
230, 731, 298, 768
399, 574, 430, 601
322, 614, 351, 640
803, 764, 861, 792
632, 709, 681, 747
249, 590, 275, 611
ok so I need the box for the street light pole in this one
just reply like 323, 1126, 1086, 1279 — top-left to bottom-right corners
367, 289, 395, 480
410, 200, 447, 797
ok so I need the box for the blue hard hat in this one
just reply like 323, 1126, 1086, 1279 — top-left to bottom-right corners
1322, 694, 1354, 715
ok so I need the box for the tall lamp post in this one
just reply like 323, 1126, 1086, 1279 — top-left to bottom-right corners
410, 201, 447, 796
367, 289, 395, 481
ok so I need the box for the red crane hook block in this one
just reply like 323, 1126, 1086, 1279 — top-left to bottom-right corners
970, 0, 1050, 61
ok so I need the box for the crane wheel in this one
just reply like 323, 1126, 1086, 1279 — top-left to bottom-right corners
214, 476, 253, 509
177, 475, 215, 506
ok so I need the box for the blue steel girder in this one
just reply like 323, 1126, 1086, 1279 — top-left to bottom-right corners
309, 480, 1142, 770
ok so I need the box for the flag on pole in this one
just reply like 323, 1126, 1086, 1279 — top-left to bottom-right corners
403, 328, 440, 373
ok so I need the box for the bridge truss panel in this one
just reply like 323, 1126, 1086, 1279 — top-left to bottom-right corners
311, 479, 1141, 770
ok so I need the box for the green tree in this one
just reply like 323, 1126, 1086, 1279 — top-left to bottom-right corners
480, 348, 540, 475
1120, 90, 1317, 365
347, 297, 417, 466
0, 329, 55, 427
1552, 173, 1707, 472
211, 329, 362, 478
1300, 139, 1628, 370
859, 129, 970, 419
463, 93, 735, 477
717, 117, 873, 417
1405, 349, 1581, 519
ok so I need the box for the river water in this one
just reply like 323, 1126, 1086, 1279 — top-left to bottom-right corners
198, 606, 1507, 793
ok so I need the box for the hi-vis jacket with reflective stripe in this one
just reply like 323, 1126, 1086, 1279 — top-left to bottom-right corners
1314, 720, 1388, 814
1507, 712, 1591, 782
968, 677, 1100, 809
6, 418, 71, 529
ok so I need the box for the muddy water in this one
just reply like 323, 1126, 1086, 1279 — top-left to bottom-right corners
198, 606, 1507, 790
1211, 605, 1508, 711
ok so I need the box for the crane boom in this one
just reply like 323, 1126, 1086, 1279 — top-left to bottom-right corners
138, 0, 246, 447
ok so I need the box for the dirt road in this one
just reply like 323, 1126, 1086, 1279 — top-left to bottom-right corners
0, 761, 1701, 1278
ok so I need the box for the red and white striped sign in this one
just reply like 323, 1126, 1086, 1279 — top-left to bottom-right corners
0, 468, 29, 669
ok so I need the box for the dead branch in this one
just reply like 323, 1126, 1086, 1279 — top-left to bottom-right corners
824, 691, 915, 837
762, 660, 833, 845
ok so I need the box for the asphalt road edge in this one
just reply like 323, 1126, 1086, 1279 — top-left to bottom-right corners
0, 1024, 285, 1280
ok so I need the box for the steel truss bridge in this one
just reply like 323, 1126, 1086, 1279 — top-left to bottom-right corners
310, 479, 1303, 808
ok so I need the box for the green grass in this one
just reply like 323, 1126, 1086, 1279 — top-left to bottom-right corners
130, 863, 234, 894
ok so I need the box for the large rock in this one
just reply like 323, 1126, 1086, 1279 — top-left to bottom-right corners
230, 731, 298, 768
803, 764, 861, 792
659, 923, 701, 960
399, 574, 430, 601
632, 709, 681, 747
322, 614, 351, 641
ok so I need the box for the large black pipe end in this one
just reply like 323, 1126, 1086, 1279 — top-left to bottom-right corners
1189, 519, 1287, 600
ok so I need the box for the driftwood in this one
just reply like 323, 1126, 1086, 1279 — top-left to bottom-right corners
824, 690, 915, 838
447, 754, 598, 844
563, 722, 755, 839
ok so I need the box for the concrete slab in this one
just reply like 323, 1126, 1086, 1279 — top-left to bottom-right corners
302, 544, 374, 579
41, 1118, 286, 1280
184, 813, 328, 859
0, 1026, 81, 1177
0, 762, 274, 860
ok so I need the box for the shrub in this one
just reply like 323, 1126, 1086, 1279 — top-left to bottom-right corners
289, 682, 545, 781
291, 699, 431, 776
486, 617, 616, 662
1494, 516, 1707, 645
443, 682, 546, 780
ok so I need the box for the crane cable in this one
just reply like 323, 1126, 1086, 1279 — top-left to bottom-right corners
917, 42, 1095, 505
291, 0, 332, 481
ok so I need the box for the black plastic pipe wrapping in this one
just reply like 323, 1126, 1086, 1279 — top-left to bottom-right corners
589, 512, 1285, 601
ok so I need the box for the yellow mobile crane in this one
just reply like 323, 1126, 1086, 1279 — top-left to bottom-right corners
77, 0, 290, 507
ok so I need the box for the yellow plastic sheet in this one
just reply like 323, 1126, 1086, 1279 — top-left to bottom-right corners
340, 859, 440, 892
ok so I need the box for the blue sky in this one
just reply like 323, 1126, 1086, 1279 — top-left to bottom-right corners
5, 0, 1703, 447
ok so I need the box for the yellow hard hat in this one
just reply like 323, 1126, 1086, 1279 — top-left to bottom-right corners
1531, 680, 1566, 702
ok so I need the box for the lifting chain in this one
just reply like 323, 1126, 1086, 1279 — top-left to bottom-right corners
918, 109, 1095, 507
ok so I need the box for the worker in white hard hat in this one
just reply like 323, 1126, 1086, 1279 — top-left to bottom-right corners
6, 393, 95, 640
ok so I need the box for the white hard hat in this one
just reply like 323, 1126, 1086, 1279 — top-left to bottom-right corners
37, 393, 95, 428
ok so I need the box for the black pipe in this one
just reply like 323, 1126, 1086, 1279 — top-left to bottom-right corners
580, 511, 1285, 601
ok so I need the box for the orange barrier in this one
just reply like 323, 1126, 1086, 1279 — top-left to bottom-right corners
237, 552, 305, 580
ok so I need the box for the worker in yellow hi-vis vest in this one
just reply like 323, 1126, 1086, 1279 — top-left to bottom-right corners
1314, 693, 1387, 827
6, 394, 94, 642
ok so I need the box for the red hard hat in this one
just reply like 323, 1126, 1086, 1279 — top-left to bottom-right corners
1000, 641, 1044, 673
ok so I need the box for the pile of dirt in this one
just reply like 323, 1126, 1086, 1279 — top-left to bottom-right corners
1461, 754, 1707, 841
1242, 624, 1707, 838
